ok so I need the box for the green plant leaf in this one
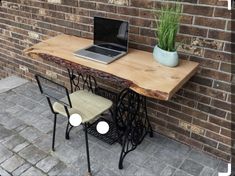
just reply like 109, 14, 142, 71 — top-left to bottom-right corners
154, 1, 182, 52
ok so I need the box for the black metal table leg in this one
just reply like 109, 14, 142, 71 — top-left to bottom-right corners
117, 88, 153, 169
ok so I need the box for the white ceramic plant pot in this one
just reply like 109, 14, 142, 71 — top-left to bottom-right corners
153, 45, 179, 67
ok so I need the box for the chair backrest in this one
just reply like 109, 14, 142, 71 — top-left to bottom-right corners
35, 74, 72, 108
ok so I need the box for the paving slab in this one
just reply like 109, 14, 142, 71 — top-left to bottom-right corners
12, 163, 31, 176
140, 157, 167, 175
2, 134, 26, 150
53, 143, 81, 164
160, 166, 176, 176
57, 167, 80, 176
20, 166, 46, 176
0, 144, 13, 164
153, 146, 186, 168
0, 76, 28, 94
19, 127, 43, 142
217, 160, 229, 173
72, 154, 104, 176
31, 117, 53, 133
1, 155, 25, 173
0, 124, 15, 141
0, 167, 11, 176
13, 141, 30, 153
188, 149, 220, 169
117, 164, 139, 176
18, 145, 47, 165
174, 169, 193, 176
36, 156, 59, 173
125, 149, 150, 166
199, 167, 216, 176
33, 134, 56, 153
163, 138, 192, 155
47, 161, 67, 176
180, 159, 204, 176
97, 168, 120, 176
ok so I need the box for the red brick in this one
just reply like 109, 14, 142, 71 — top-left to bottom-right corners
167, 123, 190, 137
209, 116, 231, 129
206, 131, 231, 145
193, 118, 220, 133
213, 80, 231, 92
204, 49, 232, 63
139, 9, 154, 19
211, 99, 231, 112
157, 112, 179, 125
183, 4, 213, 16
169, 109, 192, 123
130, 0, 154, 9
214, 7, 232, 18
224, 42, 235, 52
79, 1, 96, 9
191, 133, 218, 148
200, 68, 231, 82
195, 17, 226, 29
182, 106, 208, 121
171, 94, 196, 108
180, 25, 208, 37
220, 62, 232, 73
208, 30, 231, 42
198, 103, 227, 118
118, 7, 139, 16
190, 56, 220, 70
203, 145, 231, 161
218, 143, 232, 155
176, 134, 203, 150
97, 3, 117, 13
198, 0, 227, 6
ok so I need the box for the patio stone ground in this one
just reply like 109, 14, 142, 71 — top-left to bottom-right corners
0, 77, 229, 176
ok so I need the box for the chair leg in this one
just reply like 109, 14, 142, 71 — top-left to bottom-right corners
65, 120, 70, 140
52, 113, 57, 151
84, 123, 92, 176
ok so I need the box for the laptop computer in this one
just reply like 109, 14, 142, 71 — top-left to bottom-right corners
74, 17, 129, 64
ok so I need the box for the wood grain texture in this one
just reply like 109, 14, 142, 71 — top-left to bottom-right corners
24, 34, 199, 100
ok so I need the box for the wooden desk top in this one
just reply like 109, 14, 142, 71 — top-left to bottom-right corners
24, 34, 199, 100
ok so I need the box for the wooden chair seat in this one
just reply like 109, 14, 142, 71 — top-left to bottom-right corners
53, 90, 113, 123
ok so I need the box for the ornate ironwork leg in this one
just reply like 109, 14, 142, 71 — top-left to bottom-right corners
67, 68, 97, 93
117, 88, 153, 169
142, 96, 154, 137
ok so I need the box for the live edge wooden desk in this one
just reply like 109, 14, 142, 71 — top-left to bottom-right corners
24, 34, 199, 169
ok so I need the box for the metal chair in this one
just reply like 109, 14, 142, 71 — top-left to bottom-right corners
35, 74, 113, 176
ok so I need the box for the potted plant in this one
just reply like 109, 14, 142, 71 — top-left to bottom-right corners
153, 2, 182, 67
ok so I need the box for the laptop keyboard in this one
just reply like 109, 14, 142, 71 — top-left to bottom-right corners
86, 46, 121, 57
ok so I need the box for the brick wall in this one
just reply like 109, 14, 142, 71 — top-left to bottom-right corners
0, 0, 233, 161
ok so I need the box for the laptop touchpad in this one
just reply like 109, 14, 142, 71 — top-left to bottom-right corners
86, 46, 120, 57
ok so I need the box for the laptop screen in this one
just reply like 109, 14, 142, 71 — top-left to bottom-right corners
94, 17, 129, 52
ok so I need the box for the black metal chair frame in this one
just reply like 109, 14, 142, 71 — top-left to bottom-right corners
67, 69, 154, 170
35, 74, 92, 174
